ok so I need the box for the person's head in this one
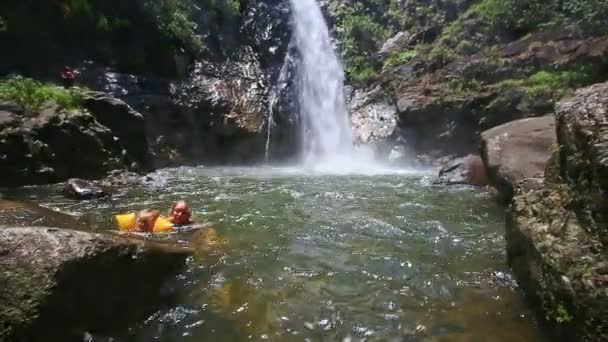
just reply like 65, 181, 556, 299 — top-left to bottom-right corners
137, 209, 160, 232
170, 200, 191, 225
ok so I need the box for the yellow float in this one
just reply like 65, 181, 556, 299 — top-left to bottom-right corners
115, 213, 174, 232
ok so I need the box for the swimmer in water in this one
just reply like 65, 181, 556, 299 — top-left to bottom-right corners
135, 208, 160, 233
169, 200, 193, 226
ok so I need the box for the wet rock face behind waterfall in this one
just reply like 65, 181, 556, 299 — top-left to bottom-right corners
0, 226, 192, 341
349, 87, 398, 145
75, 0, 296, 166
507, 82, 608, 342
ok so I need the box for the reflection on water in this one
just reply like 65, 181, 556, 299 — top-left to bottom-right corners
3, 166, 547, 341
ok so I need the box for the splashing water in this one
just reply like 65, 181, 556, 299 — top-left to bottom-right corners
290, 0, 377, 172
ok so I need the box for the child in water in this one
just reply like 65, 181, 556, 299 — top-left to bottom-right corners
135, 208, 160, 232
169, 200, 193, 226
118, 201, 197, 233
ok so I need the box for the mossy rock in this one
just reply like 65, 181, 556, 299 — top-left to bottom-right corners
0, 226, 192, 341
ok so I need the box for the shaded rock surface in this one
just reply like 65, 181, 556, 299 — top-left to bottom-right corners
0, 226, 192, 341
480, 116, 556, 202
507, 82, 608, 342
81, 91, 152, 169
0, 102, 129, 187
438, 154, 488, 186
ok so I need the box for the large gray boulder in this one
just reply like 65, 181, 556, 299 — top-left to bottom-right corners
507, 82, 608, 342
480, 116, 556, 202
0, 226, 192, 341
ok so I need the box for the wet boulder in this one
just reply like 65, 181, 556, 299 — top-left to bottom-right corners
438, 154, 489, 186
63, 178, 109, 200
0, 226, 193, 341
480, 116, 556, 202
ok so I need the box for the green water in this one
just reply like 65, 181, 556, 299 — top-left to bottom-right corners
9, 166, 546, 341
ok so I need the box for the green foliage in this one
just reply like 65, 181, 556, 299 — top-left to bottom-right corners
384, 49, 417, 67
338, 14, 390, 61
0, 16, 6, 31
492, 78, 526, 91
526, 68, 592, 97
555, 303, 573, 324
344, 55, 379, 85
476, 0, 608, 33
438, 75, 483, 97
223, 0, 241, 15
487, 66, 593, 113
146, 0, 203, 54
429, 0, 608, 67
331, 0, 398, 83
0, 75, 83, 112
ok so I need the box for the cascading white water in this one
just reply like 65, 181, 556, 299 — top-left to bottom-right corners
289, 0, 358, 168
265, 53, 291, 163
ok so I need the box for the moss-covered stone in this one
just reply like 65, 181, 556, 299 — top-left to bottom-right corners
506, 82, 608, 342
0, 226, 192, 341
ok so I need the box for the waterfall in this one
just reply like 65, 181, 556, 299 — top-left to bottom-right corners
264, 105, 274, 163
265, 53, 291, 163
289, 0, 356, 167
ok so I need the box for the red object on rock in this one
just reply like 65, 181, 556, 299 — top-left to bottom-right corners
60, 67, 76, 88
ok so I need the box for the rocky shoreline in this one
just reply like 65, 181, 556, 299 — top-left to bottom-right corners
505, 83, 608, 341
444, 82, 608, 341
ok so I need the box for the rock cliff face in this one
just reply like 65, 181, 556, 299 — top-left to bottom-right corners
322, 0, 608, 161
363, 32, 608, 160
1, 0, 299, 185
506, 82, 608, 342
3, 0, 608, 184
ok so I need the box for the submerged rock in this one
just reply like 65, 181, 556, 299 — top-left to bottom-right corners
0, 200, 84, 229
63, 178, 109, 200
438, 154, 489, 186
0, 226, 192, 341
480, 116, 556, 202
507, 82, 608, 342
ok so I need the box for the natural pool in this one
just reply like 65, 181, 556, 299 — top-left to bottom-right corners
6, 166, 547, 341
